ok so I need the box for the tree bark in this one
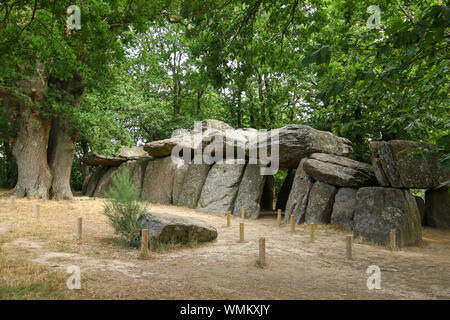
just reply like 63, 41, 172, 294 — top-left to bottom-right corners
12, 104, 52, 199
47, 118, 77, 200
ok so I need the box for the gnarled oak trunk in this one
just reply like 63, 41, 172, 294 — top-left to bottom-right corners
12, 105, 52, 199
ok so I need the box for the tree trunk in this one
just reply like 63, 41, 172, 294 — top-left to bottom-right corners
12, 105, 52, 199
258, 74, 266, 129
47, 118, 77, 200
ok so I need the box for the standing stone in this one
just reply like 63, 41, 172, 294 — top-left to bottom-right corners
93, 166, 119, 197
232, 164, 267, 218
353, 187, 422, 247
276, 169, 296, 210
331, 188, 358, 230
303, 153, 377, 187
426, 189, 450, 229
369, 140, 449, 189
305, 181, 337, 224
285, 159, 314, 224
82, 172, 93, 195
414, 196, 426, 226
197, 163, 246, 214
85, 166, 109, 196
172, 164, 189, 205
141, 157, 177, 204
177, 163, 211, 208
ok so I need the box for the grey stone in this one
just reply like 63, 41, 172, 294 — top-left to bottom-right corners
177, 163, 211, 208
82, 173, 93, 195
197, 163, 246, 214
370, 140, 449, 189
141, 157, 177, 204
426, 189, 450, 229
304, 153, 377, 188
119, 146, 149, 158
305, 181, 337, 224
353, 187, 422, 247
85, 166, 109, 197
256, 124, 353, 169
139, 212, 217, 244
93, 166, 119, 197
232, 164, 267, 218
172, 164, 189, 206
81, 152, 128, 167
331, 188, 357, 230
285, 159, 314, 224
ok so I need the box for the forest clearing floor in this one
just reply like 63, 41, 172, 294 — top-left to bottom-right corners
0, 189, 449, 300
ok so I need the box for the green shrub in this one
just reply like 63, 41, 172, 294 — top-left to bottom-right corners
103, 168, 147, 248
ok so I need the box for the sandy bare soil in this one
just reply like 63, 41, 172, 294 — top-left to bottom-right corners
0, 190, 449, 300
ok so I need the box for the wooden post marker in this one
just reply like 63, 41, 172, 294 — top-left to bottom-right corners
258, 237, 266, 267
227, 211, 231, 227
277, 209, 282, 226
346, 235, 353, 260
139, 229, 150, 259
76, 217, 82, 240
239, 223, 244, 242
9, 196, 15, 212
390, 229, 396, 251
290, 215, 295, 232
241, 206, 245, 219
34, 204, 40, 219
310, 224, 316, 242
272, 199, 276, 211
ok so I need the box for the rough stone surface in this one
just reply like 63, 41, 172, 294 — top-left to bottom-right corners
177, 163, 211, 208
305, 181, 337, 224
172, 164, 189, 206
426, 189, 450, 229
119, 146, 149, 158
197, 163, 246, 214
276, 169, 295, 210
353, 187, 422, 247
370, 140, 449, 189
85, 166, 109, 196
82, 173, 93, 195
331, 188, 357, 230
81, 153, 128, 167
303, 153, 377, 187
256, 124, 353, 169
232, 164, 267, 218
139, 212, 217, 244
141, 157, 177, 204
414, 196, 426, 226
285, 159, 314, 224
93, 166, 119, 197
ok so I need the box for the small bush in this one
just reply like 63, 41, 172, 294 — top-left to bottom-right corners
103, 168, 147, 248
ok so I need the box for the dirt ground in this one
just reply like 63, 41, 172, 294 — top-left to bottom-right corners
0, 189, 449, 300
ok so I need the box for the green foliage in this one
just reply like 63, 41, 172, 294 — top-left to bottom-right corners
103, 168, 147, 248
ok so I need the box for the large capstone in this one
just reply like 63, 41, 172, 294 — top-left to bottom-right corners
303, 153, 377, 187
81, 152, 129, 167
141, 157, 177, 204
177, 163, 211, 208
172, 164, 189, 205
197, 163, 245, 214
284, 159, 314, 224
426, 189, 450, 229
353, 187, 422, 247
256, 125, 352, 169
139, 212, 217, 244
305, 181, 337, 224
370, 140, 449, 189
331, 188, 357, 230
232, 164, 267, 218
